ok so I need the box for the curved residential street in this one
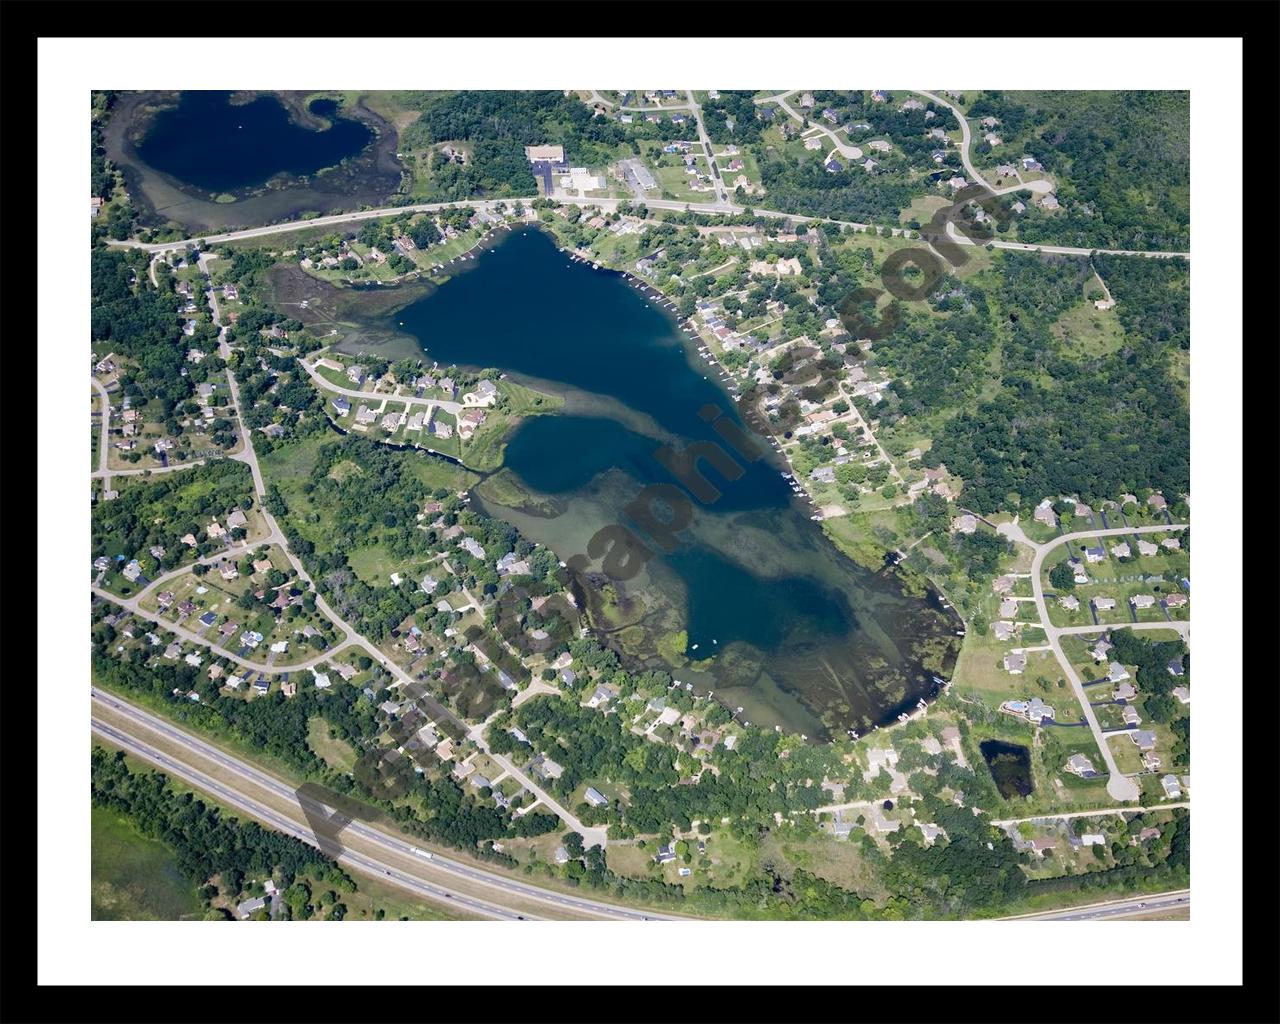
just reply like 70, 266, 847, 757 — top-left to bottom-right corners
998, 520, 1190, 802
754, 90, 864, 161
298, 358, 465, 413
912, 89, 1054, 198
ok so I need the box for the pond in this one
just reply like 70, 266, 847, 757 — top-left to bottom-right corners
341, 228, 963, 739
979, 739, 1035, 799
136, 91, 374, 193
104, 91, 403, 233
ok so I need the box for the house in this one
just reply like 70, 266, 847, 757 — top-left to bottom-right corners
992, 621, 1015, 641
1160, 774, 1181, 799
122, 559, 144, 582
1172, 686, 1191, 704
163, 643, 182, 659
584, 787, 608, 807
252, 558, 273, 575
270, 640, 288, 654
1033, 500, 1058, 527
1147, 493, 1168, 510
1122, 706, 1142, 727
459, 536, 485, 559
1137, 539, 1159, 556
1107, 662, 1130, 683
219, 563, 239, 581
1078, 833, 1105, 847
236, 896, 269, 919
1021, 156, 1043, 171
1129, 730, 1158, 751
1002, 696, 1053, 724
207, 520, 226, 539
1131, 594, 1156, 610
1163, 593, 1188, 609
157, 590, 175, 608
218, 621, 239, 637
331, 395, 351, 416
240, 630, 265, 649
992, 575, 1015, 594
1141, 751, 1163, 772
821, 108, 839, 123
1092, 597, 1117, 611
655, 844, 677, 864
456, 408, 487, 440
998, 598, 1019, 618
952, 513, 977, 534
1166, 657, 1186, 677
1090, 636, 1114, 661
1064, 753, 1097, 778
347, 365, 367, 385
1110, 542, 1131, 559
177, 600, 197, 617
355, 405, 377, 426
586, 684, 616, 709
380, 410, 404, 432
1002, 652, 1026, 674
1161, 537, 1181, 550
1039, 194, 1060, 210
1059, 595, 1080, 611
1136, 827, 1162, 843
810, 466, 836, 485
1113, 681, 1137, 702
824, 160, 844, 174
1084, 545, 1106, 564
93, 555, 111, 572
198, 611, 218, 628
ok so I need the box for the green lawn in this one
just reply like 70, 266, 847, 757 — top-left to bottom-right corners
92, 804, 203, 920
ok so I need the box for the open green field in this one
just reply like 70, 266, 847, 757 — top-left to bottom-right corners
307, 715, 357, 771
92, 804, 203, 921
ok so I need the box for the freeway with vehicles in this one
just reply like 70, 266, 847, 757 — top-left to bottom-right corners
91, 688, 684, 922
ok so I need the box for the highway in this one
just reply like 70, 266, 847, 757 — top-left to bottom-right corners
1002, 890, 1190, 921
107, 195, 1190, 261
91, 717, 527, 921
91, 688, 686, 922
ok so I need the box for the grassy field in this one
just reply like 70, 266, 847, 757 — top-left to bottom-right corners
92, 804, 203, 921
307, 715, 357, 772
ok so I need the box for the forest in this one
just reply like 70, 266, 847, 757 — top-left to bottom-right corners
967, 90, 1189, 251
917, 252, 1190, 512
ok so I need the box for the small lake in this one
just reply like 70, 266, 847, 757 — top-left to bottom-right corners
383, 229, 961, 739
979, 739, 1035, 799
136, 91, 375, 193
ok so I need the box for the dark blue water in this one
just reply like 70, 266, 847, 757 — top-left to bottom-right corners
393, 229, 958, 736
136, 92, 374, 192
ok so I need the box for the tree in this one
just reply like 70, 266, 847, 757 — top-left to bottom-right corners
1048, 562, 1076, 591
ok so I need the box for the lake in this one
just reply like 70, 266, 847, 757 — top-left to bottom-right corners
392, 228, 960, 739
136, 91, 374, 193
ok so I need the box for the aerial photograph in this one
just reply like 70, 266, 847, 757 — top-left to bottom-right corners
88, 84, 1194, 927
